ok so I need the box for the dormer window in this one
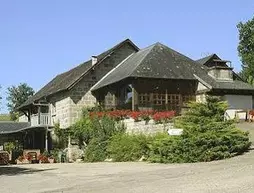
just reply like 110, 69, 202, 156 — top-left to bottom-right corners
208, 66, 233, 81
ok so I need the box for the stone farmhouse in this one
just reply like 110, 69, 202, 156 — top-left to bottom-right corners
1, 39, 254, 152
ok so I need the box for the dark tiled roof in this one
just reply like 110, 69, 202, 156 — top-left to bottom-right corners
18, 39, 139, 110
213, 80, 254, 91
92, 43, 210, 90
196, 54, 218, 65
92, 42, 254, 93
0, 122, 31, 134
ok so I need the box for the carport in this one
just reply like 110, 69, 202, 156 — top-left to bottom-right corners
0, 122, 52, 158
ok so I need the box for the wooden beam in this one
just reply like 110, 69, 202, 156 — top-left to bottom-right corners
112, 92, 116, 110
165, 89, 168, 110
132, 86, 135, 111
38, 106, 41, 125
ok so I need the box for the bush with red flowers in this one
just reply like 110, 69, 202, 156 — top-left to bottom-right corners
89, 110, 175, 123
139, 110, 154, 123
25, 154, 32, 162
249, 110, 254, 116
152, 111, 175, 124
38, 154, 50, 163
107, 110, 130, 121
129, 111, 142, 122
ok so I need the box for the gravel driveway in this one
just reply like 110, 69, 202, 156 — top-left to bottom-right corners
0, 123, 254, 193
1, 151, 254, 193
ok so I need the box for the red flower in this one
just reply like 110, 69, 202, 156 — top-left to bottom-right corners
89, 110, 175, 124
152, 111, 175, 123
38, 155, 49, 163
249, 110, 254, 116
25, 154, 32, 161
129, 111, 142, 121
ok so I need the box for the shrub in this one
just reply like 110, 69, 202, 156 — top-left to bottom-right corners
107, 133, 154, 162
149, 96, 251, 163
89, 110, 176, 123
71, 111, 126, 146
148, 135, 182, 163
71, 109, 126, 162
152, 111, 175, 124
83, 138, 108, 162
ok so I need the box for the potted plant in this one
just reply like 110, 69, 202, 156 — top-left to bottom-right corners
38, 155, 49, 164
48, 155, 55, 164
16, 155, 29, 164
25, 154, 32, 164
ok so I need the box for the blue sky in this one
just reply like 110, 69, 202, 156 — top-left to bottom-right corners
0, 0, 253, 113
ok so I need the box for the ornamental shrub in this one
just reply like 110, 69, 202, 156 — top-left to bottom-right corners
71, 110, 126, 147
107, 133, 155, 162
71, 109, 126, 162
83, 138, 108, 162
149, 96, 251, 163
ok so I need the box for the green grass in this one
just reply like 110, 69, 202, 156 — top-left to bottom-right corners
0, 114, 11, 121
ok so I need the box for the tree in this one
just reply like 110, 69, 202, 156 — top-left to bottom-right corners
7, 83, 34, 120
0, 85, 2, 111
237, 17, 254, 84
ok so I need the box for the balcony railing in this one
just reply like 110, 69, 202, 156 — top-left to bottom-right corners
31, 113, 52, 127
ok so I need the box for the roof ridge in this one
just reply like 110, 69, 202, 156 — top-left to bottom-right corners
126, 44, 156, 77
67, 39, 139, 90
91, 53, 135, 91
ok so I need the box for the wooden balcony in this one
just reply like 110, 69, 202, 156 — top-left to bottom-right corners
31, 113, 52, 127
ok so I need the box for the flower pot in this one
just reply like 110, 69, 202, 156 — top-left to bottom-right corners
48, 158, 55, 164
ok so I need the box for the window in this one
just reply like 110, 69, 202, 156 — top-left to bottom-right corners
139, 93, 150, 105
153, 93, 166, 105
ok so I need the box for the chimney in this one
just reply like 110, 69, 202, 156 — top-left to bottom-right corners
91, 56, 98, 66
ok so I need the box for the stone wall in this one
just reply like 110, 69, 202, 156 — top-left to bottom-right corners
48, 42, 137, 128
123, 118, 173, 135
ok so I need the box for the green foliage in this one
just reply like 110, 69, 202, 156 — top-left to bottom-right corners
174, 96, 229, 133
49, 149, 62, 163
237, 17, 254, 83
0, 114, 11, 121
149, 129, 250, 163
4, 142, 15, 153
149, 96, 251, 163
7, 83, 34, 120
71, 97, 251, 163
53, 123, 69, 148
107, 133, 155, 162
0, 85, 2, 110
83, 138, 108, 162
70, 111, 93, 146
148, 135, 183, 163
70, 109, 126, 162
71, 110, 125, 146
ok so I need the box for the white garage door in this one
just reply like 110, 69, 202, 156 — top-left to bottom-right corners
223, 95, 253, 120
224, 95, 252, 109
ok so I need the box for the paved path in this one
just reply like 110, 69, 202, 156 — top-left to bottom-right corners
1, 123, 254, 193
1, 150, 254, 193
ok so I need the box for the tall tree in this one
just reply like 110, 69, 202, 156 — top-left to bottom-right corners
0, 85, 2, 111
7, 83, 34, 120
237, 17, 254, 84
